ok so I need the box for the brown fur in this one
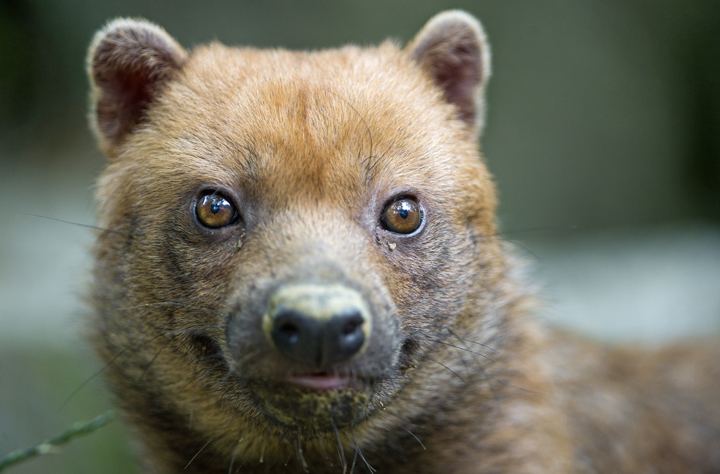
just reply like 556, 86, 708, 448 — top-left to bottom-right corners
86, 11, 720, 474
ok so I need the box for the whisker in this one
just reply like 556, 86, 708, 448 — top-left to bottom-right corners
369, 406, 428, 453
426, 358, 465, 383
347, 428, 375, 474
27, 213, 125, 235
227, 441, 240, 474
114, 300, 186, 312
183, 437, 214, 471
500, 238, 540, 259
349, 447, 358, 474
162, 325, 224, 339
445, 327, 497, 352
486, 223, 580, 239
402, 427, 426, 451
59, 331, 166, 410
328, 90, 374, 155
330, 414, 348, 474
295, 431, 309, 473
62, 318, 224, 411
139, 347, 164, 382
365, 137, 397, 185
412, 329, 495, 362
354, 443, 375, 473
59, 364, 111, 411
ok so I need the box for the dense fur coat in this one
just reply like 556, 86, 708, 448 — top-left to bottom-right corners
86, 11, 720, 473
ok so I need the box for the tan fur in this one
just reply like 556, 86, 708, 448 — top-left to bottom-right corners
86, 11, 720, 474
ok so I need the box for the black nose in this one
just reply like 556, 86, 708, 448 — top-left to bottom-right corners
271, 309, 366, 367
264, 284, 371, 368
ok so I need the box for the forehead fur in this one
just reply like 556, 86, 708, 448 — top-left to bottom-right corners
101, 40, 494, 226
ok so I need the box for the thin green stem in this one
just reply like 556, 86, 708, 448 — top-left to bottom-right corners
0, 410, 115, 472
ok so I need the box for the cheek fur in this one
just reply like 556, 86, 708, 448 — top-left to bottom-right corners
376, 215, 476, 330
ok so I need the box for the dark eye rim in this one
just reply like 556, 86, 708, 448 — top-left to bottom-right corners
192, 187, 242, 231
379, 194, 426, 237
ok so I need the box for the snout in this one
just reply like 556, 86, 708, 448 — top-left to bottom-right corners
263, 284, 372, 368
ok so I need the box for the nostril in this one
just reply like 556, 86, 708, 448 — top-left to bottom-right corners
278, 321, 300, 344
271, 309, 312, 354
331, 311, 366, 364
341, 315, 363, 336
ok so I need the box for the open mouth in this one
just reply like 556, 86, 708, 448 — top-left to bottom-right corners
287, 372, 351, 391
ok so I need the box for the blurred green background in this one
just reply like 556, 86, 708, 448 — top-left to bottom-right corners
1, 1, 718, 472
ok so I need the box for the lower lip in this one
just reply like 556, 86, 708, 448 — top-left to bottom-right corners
287, 374, 351, 391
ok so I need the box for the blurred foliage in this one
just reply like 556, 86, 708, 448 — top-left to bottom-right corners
0, 410, 114, 472
0, 348, 137, 473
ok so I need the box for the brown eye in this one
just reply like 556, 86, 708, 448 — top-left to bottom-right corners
381, 197, 423, 235
195, 192, 238, 228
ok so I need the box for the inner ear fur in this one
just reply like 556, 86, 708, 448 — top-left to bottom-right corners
87, 18, 187, 155
407, 10, 491, 136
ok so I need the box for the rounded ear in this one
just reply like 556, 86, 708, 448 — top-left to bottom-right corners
407, 10, 491, 136
87, 18, 187, 155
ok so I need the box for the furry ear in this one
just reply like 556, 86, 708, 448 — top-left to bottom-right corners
407, 10, 491, 135
87, 18, 187, 154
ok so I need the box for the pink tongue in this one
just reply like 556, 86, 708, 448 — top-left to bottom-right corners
288, 374, 350, 390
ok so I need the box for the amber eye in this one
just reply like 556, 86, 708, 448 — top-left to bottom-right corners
195, 192, 238, 228
381, 197, 423, 235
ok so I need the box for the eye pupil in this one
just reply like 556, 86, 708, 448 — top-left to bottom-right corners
195, 192, 238, 229
381, 197, 423, 235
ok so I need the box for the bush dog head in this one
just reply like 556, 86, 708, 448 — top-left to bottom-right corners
87, 10, 513, 471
